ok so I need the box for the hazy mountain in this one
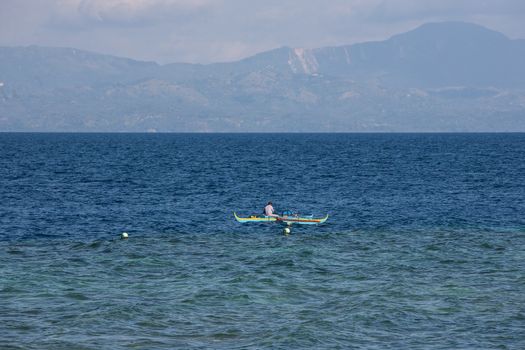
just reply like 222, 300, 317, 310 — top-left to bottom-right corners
1, 21, 524, 132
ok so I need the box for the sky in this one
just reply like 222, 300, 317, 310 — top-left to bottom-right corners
1, 0, 525, 64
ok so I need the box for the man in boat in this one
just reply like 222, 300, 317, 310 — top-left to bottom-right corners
264, 201, 280, 218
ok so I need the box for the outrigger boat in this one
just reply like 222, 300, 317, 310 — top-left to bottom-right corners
234, 212, 328, 225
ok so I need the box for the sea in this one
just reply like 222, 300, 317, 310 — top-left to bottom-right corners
1, 133, 524, 349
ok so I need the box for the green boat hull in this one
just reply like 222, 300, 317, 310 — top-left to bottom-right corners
234, 212, 328, 225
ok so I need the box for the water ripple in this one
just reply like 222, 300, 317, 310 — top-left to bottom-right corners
1, 133, 524, 349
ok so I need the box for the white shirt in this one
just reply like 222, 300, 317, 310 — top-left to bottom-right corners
264, 204, 277, 217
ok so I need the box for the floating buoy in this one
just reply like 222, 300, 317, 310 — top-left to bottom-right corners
121, 232, 129, 239
283, 227, 291, 235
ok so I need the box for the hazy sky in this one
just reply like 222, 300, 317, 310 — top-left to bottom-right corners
1, 0, 524, 64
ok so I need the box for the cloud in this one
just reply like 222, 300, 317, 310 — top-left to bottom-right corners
50, 0, 213, 27
367, 0, 525, 22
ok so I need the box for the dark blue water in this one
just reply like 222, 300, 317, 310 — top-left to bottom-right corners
1, 133, 524, 349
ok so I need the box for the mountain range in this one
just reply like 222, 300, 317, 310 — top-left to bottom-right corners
1, 21, 524, 132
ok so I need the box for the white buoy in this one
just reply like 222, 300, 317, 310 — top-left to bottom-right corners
121, 232, 129, 239
283, 227, 291, 235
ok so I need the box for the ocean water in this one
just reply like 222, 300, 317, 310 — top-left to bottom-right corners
1, 133, 524, 349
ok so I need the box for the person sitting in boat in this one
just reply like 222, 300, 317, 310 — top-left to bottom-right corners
264, 202, 279, 218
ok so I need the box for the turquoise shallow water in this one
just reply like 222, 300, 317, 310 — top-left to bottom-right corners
1, 133, 524, 349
